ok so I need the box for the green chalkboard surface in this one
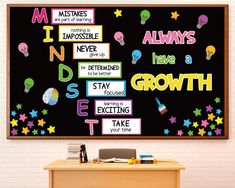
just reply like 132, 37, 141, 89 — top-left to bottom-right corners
7, 4, 228, 139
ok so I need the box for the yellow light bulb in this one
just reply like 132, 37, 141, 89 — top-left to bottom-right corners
206, 45, 216, 60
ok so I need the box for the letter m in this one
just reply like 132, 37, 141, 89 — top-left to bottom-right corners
32, 8, 48, 23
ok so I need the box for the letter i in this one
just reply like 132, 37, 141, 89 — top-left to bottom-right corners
43, 26, 54, 43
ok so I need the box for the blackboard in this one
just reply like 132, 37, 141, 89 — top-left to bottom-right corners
7, 4, 228, 139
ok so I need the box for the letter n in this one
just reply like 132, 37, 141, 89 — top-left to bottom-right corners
50, 46, 65, 62
32, 8, 48, 23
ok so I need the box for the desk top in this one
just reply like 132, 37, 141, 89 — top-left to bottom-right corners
44, 160, 185, 171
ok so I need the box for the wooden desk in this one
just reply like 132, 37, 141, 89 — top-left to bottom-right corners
44, 160, 185, 188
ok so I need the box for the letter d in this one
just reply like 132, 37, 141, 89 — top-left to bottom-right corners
58, 64, 73, 82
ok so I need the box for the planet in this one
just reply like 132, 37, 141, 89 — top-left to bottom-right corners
42, 88, 59, 106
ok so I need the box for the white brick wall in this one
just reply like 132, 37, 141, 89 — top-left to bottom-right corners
0, 0, 235, 188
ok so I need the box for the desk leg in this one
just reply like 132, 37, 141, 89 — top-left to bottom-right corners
49, 170, 53, 188
176, 170, 180, 188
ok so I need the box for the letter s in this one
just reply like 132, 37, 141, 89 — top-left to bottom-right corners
66, 83, 79, 99
186, 31, 196, 44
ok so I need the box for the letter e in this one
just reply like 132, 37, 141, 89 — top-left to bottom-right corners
77, 99, 89, 116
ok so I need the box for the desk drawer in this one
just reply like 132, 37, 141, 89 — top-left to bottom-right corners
52, 170, 179, 188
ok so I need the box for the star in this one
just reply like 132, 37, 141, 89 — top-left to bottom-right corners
30, 109, 38, 118
27, 121, 35, 129
214, 128, 222, 135
22, 127, 30, 135
171, 11, 180, 20
41, 130, 46, 135
42, 109, 48, 115
188, 130, 194, 136
32, 129, 38, 135
11, 111, 17, 116
19, 114, 27, 122
207, 131, 213, 136
193, 122, 199, 128
215, 117, 223, 125
47, 125, 55, 134
216, 109, 222, 115
16, 103, 22, 110
198, 128, 206, 136
208, 113, 216, 121
201, 120, 209, 128
169, 116, 176, 124
10, 119, 18, 127
210, 124, 216, 130
206, 105, 213, 112
177, 130, 183, 136
183, 119, 192, 128
214, 97, 220, 103
164, 129, 170, 135
11, 128, 18, 136
193, 108, 201, 117
38, 119, 46, 127
114, 9, 122, 17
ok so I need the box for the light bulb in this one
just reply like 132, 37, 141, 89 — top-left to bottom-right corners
24, 78, 34, 93
140, 10, 151, 25
131, 50, 142, 64
206, 45, 216, 60
197, 15, 208, 29
18, 42, 29, 57
114, 31, 125, 46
